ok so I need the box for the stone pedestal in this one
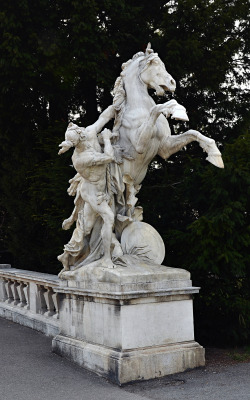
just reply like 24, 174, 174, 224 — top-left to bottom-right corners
52, 263, 205, 385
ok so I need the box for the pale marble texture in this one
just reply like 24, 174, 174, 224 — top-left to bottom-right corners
0, 265, 205, 384
53, 265, 204, 384
58, 43, 224, 278
57, 125, 121, 274
0, 267, 60, 336
120, 221, 165, 265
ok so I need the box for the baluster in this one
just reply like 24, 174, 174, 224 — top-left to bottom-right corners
0, 278, 8, 302
5, 280, 13, 304
23, 283, 30, 309
43, 287, 55, 317
10, 281, 20, 306
38, 285, 47, 314
52, 292, 59, 319
16, 282, 27, 307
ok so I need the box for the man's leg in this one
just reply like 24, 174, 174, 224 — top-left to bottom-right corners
90, 200, 114, 268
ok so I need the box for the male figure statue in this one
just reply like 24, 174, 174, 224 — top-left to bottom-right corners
57, 123, 119, 276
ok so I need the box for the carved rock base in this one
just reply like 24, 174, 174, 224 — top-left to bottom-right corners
52, 264, 205, 385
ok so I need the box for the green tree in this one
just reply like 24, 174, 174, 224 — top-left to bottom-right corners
0, 0, 162, 270
0, 0, 249, 343
139, 0, 250, 344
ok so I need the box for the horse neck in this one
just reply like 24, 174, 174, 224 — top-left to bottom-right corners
123, 70, 153, 110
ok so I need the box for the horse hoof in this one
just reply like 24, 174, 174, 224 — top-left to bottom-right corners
206, 154, 224, 168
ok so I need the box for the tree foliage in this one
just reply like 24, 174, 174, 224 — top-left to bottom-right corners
0, 0, 249, 344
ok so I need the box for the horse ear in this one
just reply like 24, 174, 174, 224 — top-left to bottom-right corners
145, 42, 154, 55
68, 122, 73, 128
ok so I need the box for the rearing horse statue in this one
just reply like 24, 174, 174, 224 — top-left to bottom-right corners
113, 43, 223, 189
58, 43, 224, 277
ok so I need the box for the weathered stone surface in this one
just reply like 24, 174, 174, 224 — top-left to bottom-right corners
57, 43, 224, 279
53, 263, 204, 384
0, 265, 205, 383
52, 336, 204, 385
0, 268, 59, 336
57, 293, 195, 348
58, 262, 192, 296
0, 306, 59, 336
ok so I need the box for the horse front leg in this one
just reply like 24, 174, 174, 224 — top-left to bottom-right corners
160, 130, 224, 168
134, 100, 177, 153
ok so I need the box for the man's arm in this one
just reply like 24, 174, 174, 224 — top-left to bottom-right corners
102, 128, 114, 159
88, 129, 114, 166
89, 153, 114, 166
85, 105, 115, 134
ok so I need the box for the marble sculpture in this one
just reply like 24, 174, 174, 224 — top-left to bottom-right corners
58, 43, 224, 279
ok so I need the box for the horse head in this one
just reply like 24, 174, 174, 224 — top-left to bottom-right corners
114, 44, 176, 106
139, 44, 176, 96
112, 44, 176, 132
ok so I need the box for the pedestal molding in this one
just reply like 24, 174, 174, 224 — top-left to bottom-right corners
53, 335, 205, 385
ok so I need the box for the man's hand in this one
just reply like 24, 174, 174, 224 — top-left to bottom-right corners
101, 128, 112, 141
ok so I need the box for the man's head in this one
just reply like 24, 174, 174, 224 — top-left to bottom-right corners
58, 123, 86, 154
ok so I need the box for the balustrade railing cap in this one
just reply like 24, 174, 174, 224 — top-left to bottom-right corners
0, 268, 59, 287
0, 264, 12, 269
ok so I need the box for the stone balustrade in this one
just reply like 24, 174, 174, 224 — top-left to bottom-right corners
0, 263, 205, 384
0, 265, 60, 336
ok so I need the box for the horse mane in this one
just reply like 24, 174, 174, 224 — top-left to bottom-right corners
112, 48, 159, 134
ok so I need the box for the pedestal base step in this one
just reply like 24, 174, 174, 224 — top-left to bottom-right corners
52, 335, 205, 385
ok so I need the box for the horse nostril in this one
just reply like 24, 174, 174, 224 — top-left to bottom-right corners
170, 79, 176, 86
